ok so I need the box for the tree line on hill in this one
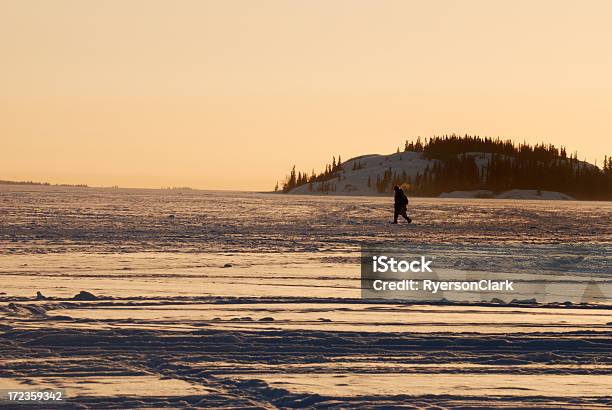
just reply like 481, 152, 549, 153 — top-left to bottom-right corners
402, 135, 612, 199
277, 135, 612, 200
276, 155, 343, 193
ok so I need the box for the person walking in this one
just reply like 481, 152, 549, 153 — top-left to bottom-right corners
392, 185, 411, 224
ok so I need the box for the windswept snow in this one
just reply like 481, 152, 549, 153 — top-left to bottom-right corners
0, 186, 611, 408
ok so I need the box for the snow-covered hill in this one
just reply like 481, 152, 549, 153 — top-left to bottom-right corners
287, 151, 587, 199
289, 151, 433, 195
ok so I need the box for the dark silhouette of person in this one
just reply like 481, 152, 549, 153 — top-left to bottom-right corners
393, 185, 411, 224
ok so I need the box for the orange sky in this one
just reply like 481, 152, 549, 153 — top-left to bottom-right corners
1, 0, 611, 190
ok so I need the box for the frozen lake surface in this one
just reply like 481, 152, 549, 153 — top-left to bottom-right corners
1, 185, 611, 408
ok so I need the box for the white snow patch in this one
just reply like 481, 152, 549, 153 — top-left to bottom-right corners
440, 189, 574, 200
439, 190, 495, 199
496, 189, 574, 200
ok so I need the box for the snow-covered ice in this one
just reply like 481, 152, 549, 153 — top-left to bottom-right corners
0, 185, 611, 408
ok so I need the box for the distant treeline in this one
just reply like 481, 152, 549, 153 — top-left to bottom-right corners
0, 180, 88, 188
278, 135, 612, 200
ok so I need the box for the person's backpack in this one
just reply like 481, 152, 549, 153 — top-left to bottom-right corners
400, 191, 408, 207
